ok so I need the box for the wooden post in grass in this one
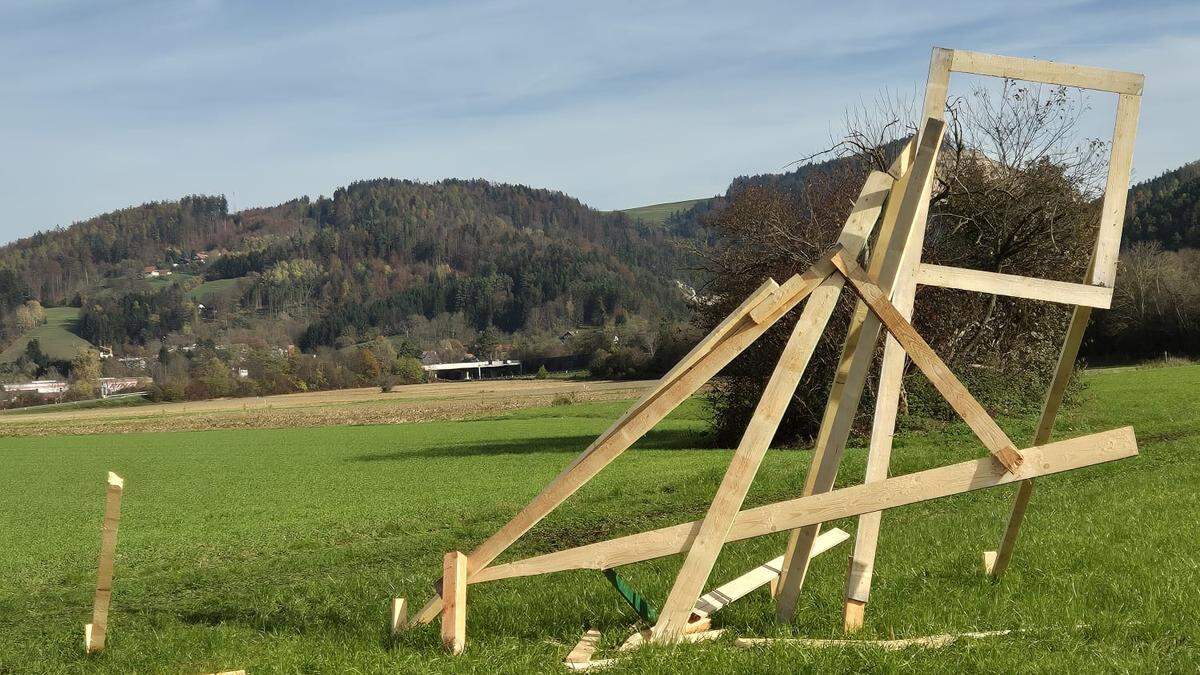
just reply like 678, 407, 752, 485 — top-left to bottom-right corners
389, 597, 407, 636
441, 551, 468, 654
85, 471, 124, 654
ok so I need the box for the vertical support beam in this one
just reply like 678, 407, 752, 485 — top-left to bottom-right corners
1091, 93, 1143, 288
836, 46, 954, 631
441, 551, 468, 654
775, 115, 946, 622
85, 472, 124, 654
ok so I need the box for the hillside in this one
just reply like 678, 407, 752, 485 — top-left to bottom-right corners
1125, 160, 1200, 249
0, 307, 93, 363
0, 180, 697, 358
620, 198, 710, 226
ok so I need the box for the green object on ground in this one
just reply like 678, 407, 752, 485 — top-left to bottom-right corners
602, 567, 659, 623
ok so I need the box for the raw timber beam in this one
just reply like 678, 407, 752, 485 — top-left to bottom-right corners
915, 264, 1113, 309
471, 427, 1136, 582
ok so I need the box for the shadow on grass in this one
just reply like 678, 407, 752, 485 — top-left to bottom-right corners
348, 428, 714, 462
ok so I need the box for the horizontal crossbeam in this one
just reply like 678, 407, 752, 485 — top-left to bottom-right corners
471, 427, 1135, 582
916, 264, 1113, 309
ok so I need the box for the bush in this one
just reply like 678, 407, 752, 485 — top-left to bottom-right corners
392, 356, 426, 385
535, 364, 549, 379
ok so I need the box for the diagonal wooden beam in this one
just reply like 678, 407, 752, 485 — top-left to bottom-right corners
649, 171, 897, 642
470, 427, 1135, 582
409, 250, 842, 626
775, 116, 945, 620
831, 251, 1024, 472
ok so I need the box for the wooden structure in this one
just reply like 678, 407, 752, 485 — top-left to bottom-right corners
391, 47, 1142, 652
85, 471, 125, 653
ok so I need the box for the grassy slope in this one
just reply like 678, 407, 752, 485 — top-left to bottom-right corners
0, 306, 94, 363
619, 198, 708, 226
0, 365, 1196, 673
188, 277, 243, 302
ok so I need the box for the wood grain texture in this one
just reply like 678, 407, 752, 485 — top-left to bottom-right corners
916, 264, 1113, 308
565, 628, 602, 663
471, 427, 1135, 582
949, 48, 1144, 95
441, 551, 467, 654
85, 471, 124, 653
1091, 93, 1142, 288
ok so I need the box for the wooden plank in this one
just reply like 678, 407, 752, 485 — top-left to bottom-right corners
410, 251, 840, 626
916, 264, 1113, 309
389, 597, 407, 636
620, 621, 715, 652
470, 427, 1135, 582
832, 252, 1025, 472
441, 551, 468, 654
1091, 93, 1142, 288
774, 116, 946, 620
948, 49, 1144, 95
85, 471, 124, 654
985, 303, 1093, 577
565, 628, 602, 664
691, 528, 849, 620
736, 628, 1016, 650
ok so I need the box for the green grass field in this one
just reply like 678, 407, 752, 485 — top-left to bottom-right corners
188, 277, 244, 303
0, 306, 95, 363
620, 198, 709, 226
1, 365, 1197, 673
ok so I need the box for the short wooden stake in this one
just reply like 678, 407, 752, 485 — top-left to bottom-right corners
983, 550, 999, 575
389, 597, 407, 635
441, 551, 468, 654
85, 471, 124, 654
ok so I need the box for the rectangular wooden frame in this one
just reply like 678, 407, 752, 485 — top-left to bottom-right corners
835, 47, 1143, 631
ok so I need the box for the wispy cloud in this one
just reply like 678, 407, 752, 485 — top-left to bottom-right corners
0, 0, 1197, 239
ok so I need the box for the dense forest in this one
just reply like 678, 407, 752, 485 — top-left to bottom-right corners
1124, 160, 1200, 249
0, 180, 696, 358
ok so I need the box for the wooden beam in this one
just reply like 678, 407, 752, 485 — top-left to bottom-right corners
915, 264, 1113, 309
565, 628, 602, 664
948, 48, 1144, 95
691, 528, 849, 621
1091, 93, 1143, 288
775, 116, 946, 620
985, 302, 1094, 578
85, 471, 124, 654
832, 252, 1024, 472
441, 551, 468, 654
470, 427, 1135, 582
620, 621, 715, 652
736, 628, 1016, 651
410, 231, 845, 627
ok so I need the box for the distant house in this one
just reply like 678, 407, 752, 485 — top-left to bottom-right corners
98, 345, 115, 360
422, 359, 521, 381
140, 266, 172, 279
116, 356, 148, 370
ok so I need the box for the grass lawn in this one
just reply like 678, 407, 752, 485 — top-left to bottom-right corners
619, 199, 708, 226
1, 365, 1197, 673
0, 306, 94, 363
188, 277, 244, 303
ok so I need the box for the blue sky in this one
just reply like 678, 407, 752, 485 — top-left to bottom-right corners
1, 0, 1197, 242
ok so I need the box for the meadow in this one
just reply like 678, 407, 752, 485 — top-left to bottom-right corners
0, 365, 1197, 673
0, 306, 93, 363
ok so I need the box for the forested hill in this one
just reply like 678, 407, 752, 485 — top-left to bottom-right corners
1125, 160, 1200, 249
0, 179, 694, 349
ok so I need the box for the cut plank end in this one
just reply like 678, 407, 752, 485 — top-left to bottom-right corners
84, 623, 99, 654
996, 446, 1024, 473
983, 550, 998, 576
390, 597, 408, 635
107, 472, 124, 489
843, 599, 865, 633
